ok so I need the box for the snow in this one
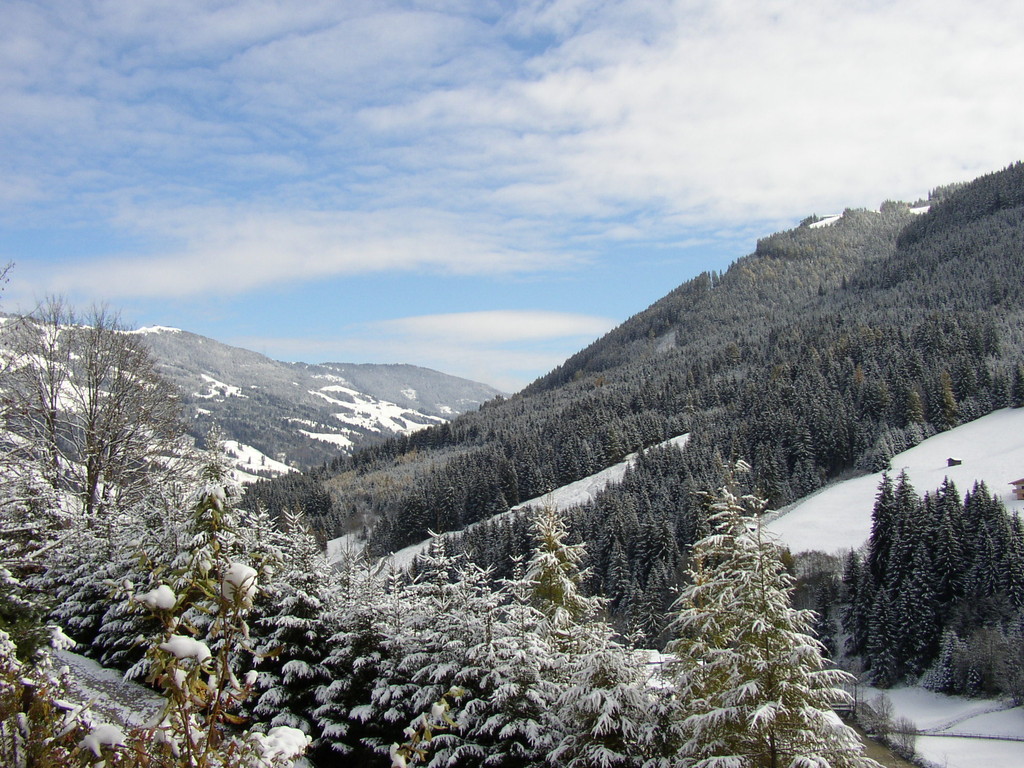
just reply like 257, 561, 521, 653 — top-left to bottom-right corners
298, 429, 354, 449
401, 388, 418, 400
56, 650, 164, 727
861, 686, 1024, 768
222, 562, 258, 606
762, 409, 1024, 768
382, 434, 691, 570
222, 439, 295, 483
132, 325, 182, 335
766, 408, 1024, 554
311, 385, 445, 436
250, 725, 311, 764
910, 204, 931, 215
326, 531, 368, 565
809, 214, 842, 229
79, 723, 127, 756
137, 584, 176, 611
159, 635, 212, 663
194, 373, 246, 399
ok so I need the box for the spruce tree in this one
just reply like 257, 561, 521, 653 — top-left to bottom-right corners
663, 481, 879, 768
249, 510, 337, 762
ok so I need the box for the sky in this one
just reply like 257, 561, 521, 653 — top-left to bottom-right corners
2, 0, 1022, 392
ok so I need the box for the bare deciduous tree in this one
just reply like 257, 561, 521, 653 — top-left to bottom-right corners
1, 298, 185, 521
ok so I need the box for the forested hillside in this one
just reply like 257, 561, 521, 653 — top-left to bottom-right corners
255, 162, 1024, 639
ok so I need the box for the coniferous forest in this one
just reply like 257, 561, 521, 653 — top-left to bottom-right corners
251, 162, 1024, 644
3, 162, 1024, 766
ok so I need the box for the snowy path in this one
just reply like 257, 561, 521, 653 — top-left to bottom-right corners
56, 650, 164, 727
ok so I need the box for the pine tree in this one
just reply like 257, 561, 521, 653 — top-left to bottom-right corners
663, 481, 879, 768
523, 507, 650, 768
249, 510, 337, 763
313, 551, 393, 763
524, 505, 597, 657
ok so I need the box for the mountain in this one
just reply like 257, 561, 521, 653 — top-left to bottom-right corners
255, 162, 1024, 639
133, 327, 503, 476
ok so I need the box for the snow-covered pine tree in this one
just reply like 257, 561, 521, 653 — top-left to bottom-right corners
451, 564, 560, 767
524, 505, 651, 767
662, 480, 880, 768
126, 454, 309, 767
314, 550, 397, 763
249, 508, 337, 763
525, 505, 596, 659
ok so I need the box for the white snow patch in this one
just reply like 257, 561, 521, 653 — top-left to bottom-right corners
861, 686, 1024, 768
401, 388, 418, 400
132, 325, 182, 335
310, 373, 350, 384
79, 723, 127, 756
910, 204, 931, 215
136, 584, 176, 611
311, 387, 445, 437
299, 429, 354, 449
809, 214, 842, 229
56, 650, 164, 726
222, 562, 258, 606
159, 635, 211, 663
326, 531, 370, 565
251, 725, 311, 763
194, 373, 246, 400
222, 439, 294, 483
766, 408, 1024, 554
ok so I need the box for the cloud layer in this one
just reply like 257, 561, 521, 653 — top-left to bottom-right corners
4, 0, 1023, 386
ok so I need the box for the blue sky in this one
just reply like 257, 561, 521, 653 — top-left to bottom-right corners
3, 0, 1022, 392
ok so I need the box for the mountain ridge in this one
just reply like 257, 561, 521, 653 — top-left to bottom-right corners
133, 326, 505, 472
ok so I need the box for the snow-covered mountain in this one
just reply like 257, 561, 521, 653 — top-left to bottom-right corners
133, 326, 504, 476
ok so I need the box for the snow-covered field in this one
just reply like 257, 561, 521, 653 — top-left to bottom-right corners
861, 686, 1024, 768
222, 439, 295, 483
766, 408, 1024, 555
312, 384, 445, 435
764, 409, 1024, 768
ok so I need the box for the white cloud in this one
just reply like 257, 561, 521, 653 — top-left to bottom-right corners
358, 0, 1024, 223
6, 0, 1024, 338
370, 309, 616, 345
38, 205, 573, 298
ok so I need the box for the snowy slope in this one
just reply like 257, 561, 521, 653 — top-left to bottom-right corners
222, 439, 295, 484
861, 686, 1024, 768
766, 408, 1024, 554
764, 409, 1024, 768
366, 434, 691, 570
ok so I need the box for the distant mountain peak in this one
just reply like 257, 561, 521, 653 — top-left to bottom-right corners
136, 328, 503, 476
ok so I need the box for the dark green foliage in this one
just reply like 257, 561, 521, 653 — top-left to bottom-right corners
845, 475, 1024, 694
0, 567, 52, 663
